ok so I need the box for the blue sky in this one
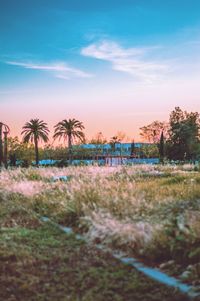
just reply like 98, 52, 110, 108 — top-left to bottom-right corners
1, 0, 200, 140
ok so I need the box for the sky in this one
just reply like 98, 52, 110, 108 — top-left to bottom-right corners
0, 0, 200, 142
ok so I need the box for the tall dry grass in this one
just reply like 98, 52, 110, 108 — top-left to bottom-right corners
0, 164, 200, 268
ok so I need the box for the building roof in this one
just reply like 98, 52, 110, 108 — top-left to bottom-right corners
81, 142, 151, 149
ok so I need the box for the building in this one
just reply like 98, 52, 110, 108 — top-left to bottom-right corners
80, 142, 152, 156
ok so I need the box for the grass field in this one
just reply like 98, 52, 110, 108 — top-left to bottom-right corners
0, 164, 200, 300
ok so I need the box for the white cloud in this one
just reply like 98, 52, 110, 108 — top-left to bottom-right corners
6, 61, 93, 80
81, 40, 169, 82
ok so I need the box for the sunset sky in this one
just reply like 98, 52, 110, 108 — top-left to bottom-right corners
1, 0, 200, 142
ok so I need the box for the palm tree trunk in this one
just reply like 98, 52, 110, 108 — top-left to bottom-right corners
0, 123, 3, 167
34, 136, 39, 167
68, 134, 72, 164
3, 131, 8, 169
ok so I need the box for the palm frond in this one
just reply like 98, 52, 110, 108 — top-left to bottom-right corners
53, 118, 85, 147
21, 119, 49, 144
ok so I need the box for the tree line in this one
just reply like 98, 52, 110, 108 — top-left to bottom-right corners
0, 118, 85, 167
1, 107, 200, 167
140, 107, 200, 163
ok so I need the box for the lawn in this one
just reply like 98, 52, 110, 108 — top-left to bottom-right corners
0, 164, 200, 300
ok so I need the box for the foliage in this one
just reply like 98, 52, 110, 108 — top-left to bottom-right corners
0, 164, 200, 292
53, 118, 85, 146
145, 213, 200, 270
140, 121, 169, 143
140, 107, 200, 161
139, 144, 159, 158
130, 140, 135, 156
1, 165, 200, 274
0, 223, 188, 301
109, 135, 122, 153
1, 165, 198, 299
167, 107, 200, 161
158, 131, 165, 163
53, 118, 85, 164
21, 119, 49, 166
8, 136, 35, 166
90, 132, 107, 144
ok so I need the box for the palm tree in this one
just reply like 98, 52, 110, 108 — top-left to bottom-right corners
110, 136, 121, 153
21, 119, 49, 166
53, 118, 85, 162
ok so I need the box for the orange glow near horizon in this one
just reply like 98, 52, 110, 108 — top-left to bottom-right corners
2, 75, 200, 144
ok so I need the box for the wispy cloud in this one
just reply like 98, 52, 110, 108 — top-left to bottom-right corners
0, 90, 31, 95
5, 61, 93, 80
81, 40, 169, 82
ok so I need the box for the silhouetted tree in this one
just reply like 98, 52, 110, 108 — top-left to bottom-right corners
158, 131, 164, 164
167, 107, 200, 161
53, 118, 85, 163
9, 153, 16, 167
21, 119, 49, 166
110, 136, 121, 153
90, 132, 107, 144
130, 140, 135, 156
140, 121, 169, 143
8, 136, 35, 166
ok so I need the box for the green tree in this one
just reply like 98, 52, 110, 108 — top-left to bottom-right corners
130, 140, 135, 156
89, 132, 107, 157
167, 107, 200, 161
53, 118, 85, 162
8, 136, 35, 166
109, 136, 121, 153
139, 144, 159, 158
158, 131, 164, 164
90, 132, 107, 144
140, 121, 169, 143
21, 119, 49, 166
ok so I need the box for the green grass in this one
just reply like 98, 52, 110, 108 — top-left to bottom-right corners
0, 165, 200, 298
0, 222, 191, 301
